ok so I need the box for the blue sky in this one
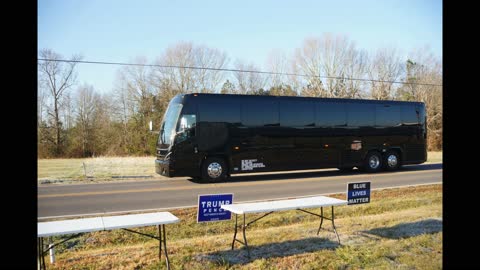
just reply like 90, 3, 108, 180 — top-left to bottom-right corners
38, 0, 442, 93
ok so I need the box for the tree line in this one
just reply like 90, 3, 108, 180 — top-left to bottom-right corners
38, 34, 442, 158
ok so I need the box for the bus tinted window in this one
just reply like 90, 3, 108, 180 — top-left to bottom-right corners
279, 101, 315, 127
401, 105, 418, 125
316, 102, 347, 127
375, 104, 401, 127
347, 103, 375, 127
242, 101, 278, 126
199, 102, 241, 123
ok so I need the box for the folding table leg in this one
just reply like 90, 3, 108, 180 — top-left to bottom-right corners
231, 214, 238, 250
38, 237, 41, 270
162, 225, 170, 270
242, 214, 250, 258
331, 206, 341, 244
158, 225, 162, 260
38, 237, 44, 270
317, 207, 324, 235
42, 237, 46, 270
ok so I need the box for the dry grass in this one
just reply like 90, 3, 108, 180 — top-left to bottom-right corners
38, 157, 156, 183
426, 151, 442, 163
38, 152, 442, 183
41, 184, 442, 269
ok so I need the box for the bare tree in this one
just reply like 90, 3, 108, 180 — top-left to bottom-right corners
62, 91, 74, 130
37, 83, 49, 157
194, 45, 229, 92
368, 48, 403, 100
111, 71, 134, 154
233, 60, 266, 94
293, 34, 366, 98
114, 57, 156, 154
397, 47, 442, 150
266, 49, 289, 89
154, 42, 196, 94
74, 84, 98, 156
321, 34, 349, 97
288, 61, 306, 96
343, 47, 369, 98
37, 83, 46, 125
38, 49, 81, 156
293, 37, 326, 97
123, 57, 153, 117
220, 79, 236, 94
90, 93, 116, 156
152, 42, 229, 96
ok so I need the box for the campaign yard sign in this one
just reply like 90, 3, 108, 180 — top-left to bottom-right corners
347, 182, 371, 205
197, 193, 234, 223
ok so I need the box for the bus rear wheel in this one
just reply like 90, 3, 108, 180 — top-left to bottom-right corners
364, 151, 383, 173
383, 150, 401, 171
201, 157, 228, 183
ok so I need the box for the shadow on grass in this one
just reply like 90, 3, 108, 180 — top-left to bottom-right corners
363, 218, 442, 239
200, 237, 339, 265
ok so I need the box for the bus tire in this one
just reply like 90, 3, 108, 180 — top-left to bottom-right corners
364, 151, 382, 173
383, 150, 401, 171
201, 157, 227, 183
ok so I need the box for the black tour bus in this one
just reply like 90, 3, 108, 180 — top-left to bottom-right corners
156, 93, 426, 182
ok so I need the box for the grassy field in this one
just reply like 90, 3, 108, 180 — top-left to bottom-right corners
38, 156, 156, 183
38, 152, 442, 183
40, 184, 442, 269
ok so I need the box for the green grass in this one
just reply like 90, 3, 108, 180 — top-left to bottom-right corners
38, 152, 442, 183
41, 184, 442, 269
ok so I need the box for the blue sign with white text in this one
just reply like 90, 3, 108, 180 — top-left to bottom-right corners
197, 193, 233, 223
347, 182, 371, 205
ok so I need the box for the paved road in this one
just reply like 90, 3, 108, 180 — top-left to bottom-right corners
38, 163, 442, 219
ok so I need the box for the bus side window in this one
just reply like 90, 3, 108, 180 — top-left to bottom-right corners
242, 101, 278, 127
316, 102, 346, 127
375, 105, 401, 127
179, 114, 196, 132
401, 105, 418, 126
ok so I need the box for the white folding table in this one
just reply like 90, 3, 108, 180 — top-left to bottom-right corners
221, 196, 348, 257
37, 212, 179, 270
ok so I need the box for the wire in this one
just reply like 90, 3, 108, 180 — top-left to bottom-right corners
38, 58, 443, 87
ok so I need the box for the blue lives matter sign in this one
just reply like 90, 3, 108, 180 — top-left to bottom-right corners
347, 182, 371, 205
197, 193, 233, 223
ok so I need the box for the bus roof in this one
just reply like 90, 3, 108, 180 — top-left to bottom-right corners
179, 93, 424, 106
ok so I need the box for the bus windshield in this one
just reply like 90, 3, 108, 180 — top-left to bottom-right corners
158, 103, 183, 145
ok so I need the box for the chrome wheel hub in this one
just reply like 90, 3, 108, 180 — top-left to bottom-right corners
387, 154, 398, 167
207, 162, 222, 178
369, 155, 380, 169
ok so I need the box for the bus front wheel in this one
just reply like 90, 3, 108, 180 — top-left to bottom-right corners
201, 157, 228, 183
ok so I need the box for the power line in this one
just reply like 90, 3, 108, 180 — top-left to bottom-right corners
38, 58, 443, 87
